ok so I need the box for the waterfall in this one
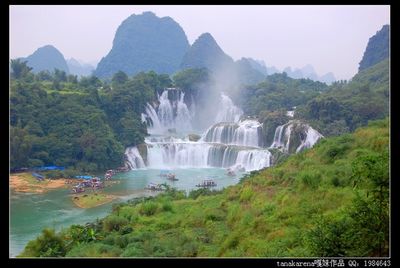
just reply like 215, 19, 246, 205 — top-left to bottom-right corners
203, 119, 263, 147
270, 124, 285, 148
234, 150, 271, 171
143, 90, 192, 134
144, 103, 162, 133
296, 127, 324, 153
215, 93, 244, 123
125, 146, 146, 169
270, 120, 323, 153
126, 91, 275, 172
143, 141, 271, 171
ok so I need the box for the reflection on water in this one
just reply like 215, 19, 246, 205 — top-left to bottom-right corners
10, 167, 245, 257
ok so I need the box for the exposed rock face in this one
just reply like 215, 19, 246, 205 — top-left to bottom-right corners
95, 11, 190, 78
359, 24, 389, 72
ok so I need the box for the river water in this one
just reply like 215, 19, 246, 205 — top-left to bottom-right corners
9, 167, 244, 257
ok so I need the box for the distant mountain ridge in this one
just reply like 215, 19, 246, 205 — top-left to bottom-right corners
67, 58, 95, 77
94, 11, 190, 78
281, 64, 336, 85
23, 45, 69, 74
180, 33, 265, 85
16, 12, 345, 85
231, 58, 336, 85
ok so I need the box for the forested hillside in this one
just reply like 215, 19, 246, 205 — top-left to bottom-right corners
297, 58, 389, 137
20, 119, 389, 257
10, 60, 171, 172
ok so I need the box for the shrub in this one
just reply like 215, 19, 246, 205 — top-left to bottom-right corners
66, 243, 122, 257
119, 226, 133, 235
330, 177, 341, 187
139, 201, 158, 216
298, 171, 321, 189
306, 216, 352, 257
322, 134, 353, 163
161, 201, 173, 212
189, 188, 221, 199
121, 244, 144, 257
239, 186, 254, 202
103, 215, 129, 232
19, 228, 66, 257
204, 209, 225, 222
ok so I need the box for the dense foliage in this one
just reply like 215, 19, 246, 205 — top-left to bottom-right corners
20, 119, 389, 257
10, 61, 169, 172
95, 11, 190, 78
238, 72, 328, 117
297, 59, 389, 136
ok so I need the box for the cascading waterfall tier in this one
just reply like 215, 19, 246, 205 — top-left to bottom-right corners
144, 141, 271, 171
142, 89, 193, 134
269, 120, 323, 153
202, 119, 263, 147
125, 147, 146, 169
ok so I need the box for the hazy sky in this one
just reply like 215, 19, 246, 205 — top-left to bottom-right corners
10, 5, 390, 80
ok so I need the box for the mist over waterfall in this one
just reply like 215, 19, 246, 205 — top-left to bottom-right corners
215, 93, 244, 123
126, 89, 323, 172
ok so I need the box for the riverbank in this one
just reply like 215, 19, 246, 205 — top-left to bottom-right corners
10, 173, 68, 194
71, 192, 117, 209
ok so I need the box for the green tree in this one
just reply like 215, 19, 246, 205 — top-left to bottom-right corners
111, 70, 128, 88
10, 126, 32, 169
10, 59, 33, 80
54, 68, 67, 82
20, 228, 66, 257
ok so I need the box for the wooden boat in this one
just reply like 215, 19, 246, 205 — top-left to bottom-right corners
145, 183, 164, 191
71, 186, 85, 194
166, 173, 178, 181
196, 179, 217, 187
226, 169, 236, 176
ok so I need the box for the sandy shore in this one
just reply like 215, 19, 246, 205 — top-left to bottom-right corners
10, 173, 68, 194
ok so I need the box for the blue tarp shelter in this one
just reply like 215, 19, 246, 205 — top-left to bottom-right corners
34, 166, 65, 171
75, 175, 93, 180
